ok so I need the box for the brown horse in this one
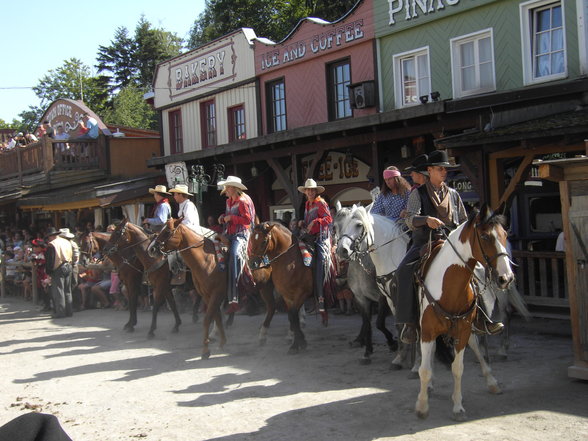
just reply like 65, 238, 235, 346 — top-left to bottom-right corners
415, 205, 514, 420
80, 231, 144, 332
103, 219, 182, 338
248, 222, 315, 354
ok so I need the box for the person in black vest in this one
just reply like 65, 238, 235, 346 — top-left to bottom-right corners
395, 150, 503, 344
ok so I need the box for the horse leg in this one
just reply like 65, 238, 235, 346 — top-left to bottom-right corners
147, 287, 165, 339
201, 308, 213, 360
165, 284, 182, 333
350, 296, 370, 347
258, 282, 276, 346
450, 348, 467, 421
468, 334, 501, 394
287, 307, 306, 354
375, 296, 398, 352
123, 277, 139, 332
192, 293, 202, 324
415, 340, 434, 419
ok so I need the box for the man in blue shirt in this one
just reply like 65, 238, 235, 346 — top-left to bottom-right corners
142, 185, 172, 232
79, 113, 99, 139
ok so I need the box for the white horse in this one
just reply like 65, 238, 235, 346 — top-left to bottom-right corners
334, 203, 410, 365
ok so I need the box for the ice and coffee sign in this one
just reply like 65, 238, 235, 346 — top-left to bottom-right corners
259, 19, 365, 71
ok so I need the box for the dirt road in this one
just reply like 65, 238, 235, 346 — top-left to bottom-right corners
1, 297, 587, 441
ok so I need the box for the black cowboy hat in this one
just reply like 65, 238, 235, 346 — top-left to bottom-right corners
44, 227, 60, 239
405, 154, 429, 174
426, 150, 459, 168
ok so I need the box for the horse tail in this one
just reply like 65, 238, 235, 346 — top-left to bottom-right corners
507, 283, 531, 321
434, 336, 455, 368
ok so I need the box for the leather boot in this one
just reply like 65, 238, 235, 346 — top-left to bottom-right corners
472, 313, 504, 336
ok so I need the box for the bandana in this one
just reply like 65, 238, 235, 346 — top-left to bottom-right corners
383, 169, 401, 179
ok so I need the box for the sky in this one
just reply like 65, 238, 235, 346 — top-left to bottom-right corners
0, 0, 206, 123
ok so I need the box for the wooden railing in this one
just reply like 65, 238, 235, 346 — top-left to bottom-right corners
0, 136, 106, 181
511, 250, 568, 308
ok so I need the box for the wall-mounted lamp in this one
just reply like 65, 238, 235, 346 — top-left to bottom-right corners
345, 149, 353, 165
430, 91, 440, 101
250, 164, 258, 177
419, 95, 429, 104
400, 144, 410, 159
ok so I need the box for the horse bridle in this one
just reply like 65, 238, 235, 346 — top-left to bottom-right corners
106, 223, 149, 256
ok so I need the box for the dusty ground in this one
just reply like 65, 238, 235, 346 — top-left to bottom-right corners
0, 296, 587, 441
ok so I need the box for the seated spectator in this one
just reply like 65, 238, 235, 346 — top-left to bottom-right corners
24, 131, 38, 144
90, 257, 113, 308
78, 113, 99, 139
76, 256, 103, 310
54, 125, 71, 162
6, 135, 17, 150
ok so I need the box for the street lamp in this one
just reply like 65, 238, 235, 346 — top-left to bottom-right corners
188, 165, 210, 205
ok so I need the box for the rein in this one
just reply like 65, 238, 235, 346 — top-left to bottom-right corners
249, 230, 297, 269
156, 223, 216, 254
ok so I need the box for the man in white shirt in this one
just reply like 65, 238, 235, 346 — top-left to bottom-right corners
169, 184, 202, 234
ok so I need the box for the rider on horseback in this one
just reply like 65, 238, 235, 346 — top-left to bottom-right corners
169, 184, 202, 234
218, 176, 256, 314
298, 178, 333, 315
396, 150, 504, 344
143, 185, 172, 232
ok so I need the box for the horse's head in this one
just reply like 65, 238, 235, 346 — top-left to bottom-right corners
149, 217, 183, 255
334, 204, 369, 261
104, 218, 131, 256
249, 222, 277, 258
464, 204, 514, 289
79, 231, 98, 264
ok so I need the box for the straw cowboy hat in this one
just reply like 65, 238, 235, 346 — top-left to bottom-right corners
405, 154, 429, 175
59, 228, 75, 239
217, 175, 248, 191
148, 184, 171, 195
297, 178, 325, 194
169, 184, 193, 196
426, 150, 459, 168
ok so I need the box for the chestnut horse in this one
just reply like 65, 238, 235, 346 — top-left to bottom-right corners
80, 231, 144, 332
103, 219, 182, 338
248, 222, 315, 354
415, 205, 514, 421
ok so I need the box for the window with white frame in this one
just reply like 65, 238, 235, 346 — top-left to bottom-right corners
520, 1, 566, 84
393, 48, 430, 107
451, 29, 495, 98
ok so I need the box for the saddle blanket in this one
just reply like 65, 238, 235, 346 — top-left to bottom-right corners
298, 241, 312, 267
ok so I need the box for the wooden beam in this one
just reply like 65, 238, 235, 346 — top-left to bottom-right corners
495, 152, 535, 210
267, 157, 301, 217
489, 142, 582, 160
488, 157, 503, 210
538, 163, 565, 182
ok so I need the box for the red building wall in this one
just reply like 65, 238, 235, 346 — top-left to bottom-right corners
254, 0, 376, 134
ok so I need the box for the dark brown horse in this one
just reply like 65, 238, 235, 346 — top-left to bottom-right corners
103, 219, 182, 338
80, 231, 144, 332
248, 222, 314, 354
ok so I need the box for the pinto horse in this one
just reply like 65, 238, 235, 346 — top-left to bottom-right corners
415, 205, 514, 421
80, 231, 144, 332
248, 222, 316, 354
103, 219, 182, 338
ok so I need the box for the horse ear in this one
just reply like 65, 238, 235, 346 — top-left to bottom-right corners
479, 203, 493, 224
335, 200, 342, 212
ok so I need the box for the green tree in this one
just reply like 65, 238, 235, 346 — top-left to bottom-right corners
32, 58, 109, 115
96, 26, 139, 94
187, 0, 356, 48
102, 86, 157, 130
17, 107, 43, 133
134, 17, 183, 88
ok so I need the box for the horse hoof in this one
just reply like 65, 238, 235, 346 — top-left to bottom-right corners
488, 385, 502, 395
201, 351, 211, 360
416, 409, 429, 419
124, 326, 134, 333
172, 327, 179, 334
147, 333, 155, 340
288, 347, 299, 355
259, 338, 267, 346
388, 340, 399, 352
349, 341, 362, 349
359, 357, 372, 365
192, 315, 199, 324
496, 354, 508, 362
407, 371, 420, 380
452, 411, 467, 422
390, 363, 402, 371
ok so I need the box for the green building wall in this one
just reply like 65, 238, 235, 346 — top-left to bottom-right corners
374, 0, 581, 111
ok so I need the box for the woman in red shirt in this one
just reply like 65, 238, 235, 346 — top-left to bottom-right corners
297, 178, 333, 314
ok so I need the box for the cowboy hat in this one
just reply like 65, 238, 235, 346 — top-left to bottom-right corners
405, 154, 429, 175
169, 184, 193, 196
148, 184, 171, 195
426, 150, 459, 168
59, 228, 75, 239
217, 175, 248, 191
297, 178, 325, 194
44, 227, 60, 239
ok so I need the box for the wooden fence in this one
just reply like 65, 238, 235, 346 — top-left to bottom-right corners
511, 250, 568, 308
